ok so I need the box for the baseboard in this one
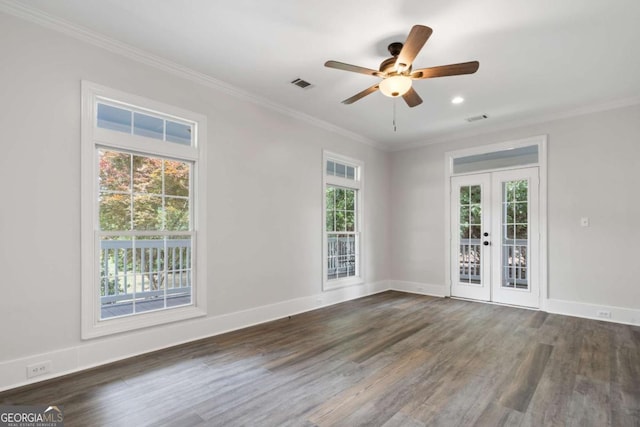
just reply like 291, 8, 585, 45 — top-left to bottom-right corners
387, 282, 640, 328
387, 280, 448, 298
545, 298, 640, 326
5, 283, 638, 393
0, 280, 389, 393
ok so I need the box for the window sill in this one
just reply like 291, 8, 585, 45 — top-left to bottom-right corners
323, 276, 364, 291
82, 304, 206, 340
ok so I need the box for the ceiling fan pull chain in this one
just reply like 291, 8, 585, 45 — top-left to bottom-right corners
393, 99, 397, 132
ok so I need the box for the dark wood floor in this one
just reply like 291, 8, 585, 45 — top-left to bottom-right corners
2, 291, 639, 426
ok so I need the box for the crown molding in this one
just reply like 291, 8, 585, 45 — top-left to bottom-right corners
3, 0, 638, 154
0, 1, 384, 151
390, 95, 640, 152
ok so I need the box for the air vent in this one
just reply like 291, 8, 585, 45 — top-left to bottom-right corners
291, 78, 313, 89
466, 114, 489, 123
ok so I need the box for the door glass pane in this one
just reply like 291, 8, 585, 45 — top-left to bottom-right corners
502, 179, 528, 289
459, 185, 482, 285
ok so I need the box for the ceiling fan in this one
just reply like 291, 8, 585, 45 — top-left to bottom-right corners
325, 25, 479, 107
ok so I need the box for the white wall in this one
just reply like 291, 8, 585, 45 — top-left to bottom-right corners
390, 104, 640, 312
0, 12, 390, 390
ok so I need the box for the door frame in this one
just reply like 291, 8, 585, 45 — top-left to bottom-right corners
444, 135, 548, 309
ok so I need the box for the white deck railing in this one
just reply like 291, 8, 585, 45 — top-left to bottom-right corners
327, 235, 356, 278
100, 238, 192, 305
459, 238, 528, 285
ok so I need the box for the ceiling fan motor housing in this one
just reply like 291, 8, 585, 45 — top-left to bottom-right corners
380, 43, 411, 74
388, 42, 403, 56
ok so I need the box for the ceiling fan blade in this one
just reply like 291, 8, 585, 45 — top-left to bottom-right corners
402, 87, 423, 108
342, 83, 380, 104
411, 61, 480, 79
325, 60, 382, 77
395, 25, 433, 71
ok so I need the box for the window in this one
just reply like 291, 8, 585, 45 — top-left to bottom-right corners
323, 152, 363, 289
81, 82, 207, 338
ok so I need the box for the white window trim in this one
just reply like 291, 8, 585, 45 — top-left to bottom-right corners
322, 150, 364, 291
80, 81, 208, 339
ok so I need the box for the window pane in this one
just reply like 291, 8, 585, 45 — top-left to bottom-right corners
133, 112, 164, 140
133, 194, 163, 230
459, 205, 470, 225
134, 236, 168, 314
345, 189, 355, 210
166, 236, 192, 308
469, 204, 481, 224
346, 211, 355, 231
326, 211, 335, 232
326, 187, 335, 210
470, 186, 481, 204
99, 193, 131, 231
326, 161, 335, 176
513, 180, 528, 202
505, 183, 516, 202
99, 150, 130, 192
166, 121, 192, 145
460, 186, 470, 205
133, 155, 163, 194
515, 202, 527, 223
346, 166, 355, 180
97, 104, 131, 133
335, 163, 346, 178
100, 236, 135, 319
335, 211, 346, 231
164, 160, 190, 197
335, 188, 346, 209
516, 225, 528, 239
165, 197, 189, 231
504, 203, 515, 224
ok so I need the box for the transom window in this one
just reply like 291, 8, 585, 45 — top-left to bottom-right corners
97, 102, 193, 145
322, 153, 363, 289
81, 82, 207, 339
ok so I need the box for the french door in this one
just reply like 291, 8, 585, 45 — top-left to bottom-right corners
451, 167, 539, 308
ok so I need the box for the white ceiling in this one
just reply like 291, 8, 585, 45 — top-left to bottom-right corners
7, 0, 640, 149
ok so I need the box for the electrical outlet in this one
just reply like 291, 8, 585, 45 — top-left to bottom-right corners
596, 310, 611, 319
26, 361, 52, 378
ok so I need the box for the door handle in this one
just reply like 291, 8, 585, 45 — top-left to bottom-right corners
483, 241, 490, 246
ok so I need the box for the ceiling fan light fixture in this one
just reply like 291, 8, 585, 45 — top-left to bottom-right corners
379, 75, 412, 98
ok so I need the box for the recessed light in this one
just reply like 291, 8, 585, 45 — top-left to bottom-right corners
452, 96, 464, 104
